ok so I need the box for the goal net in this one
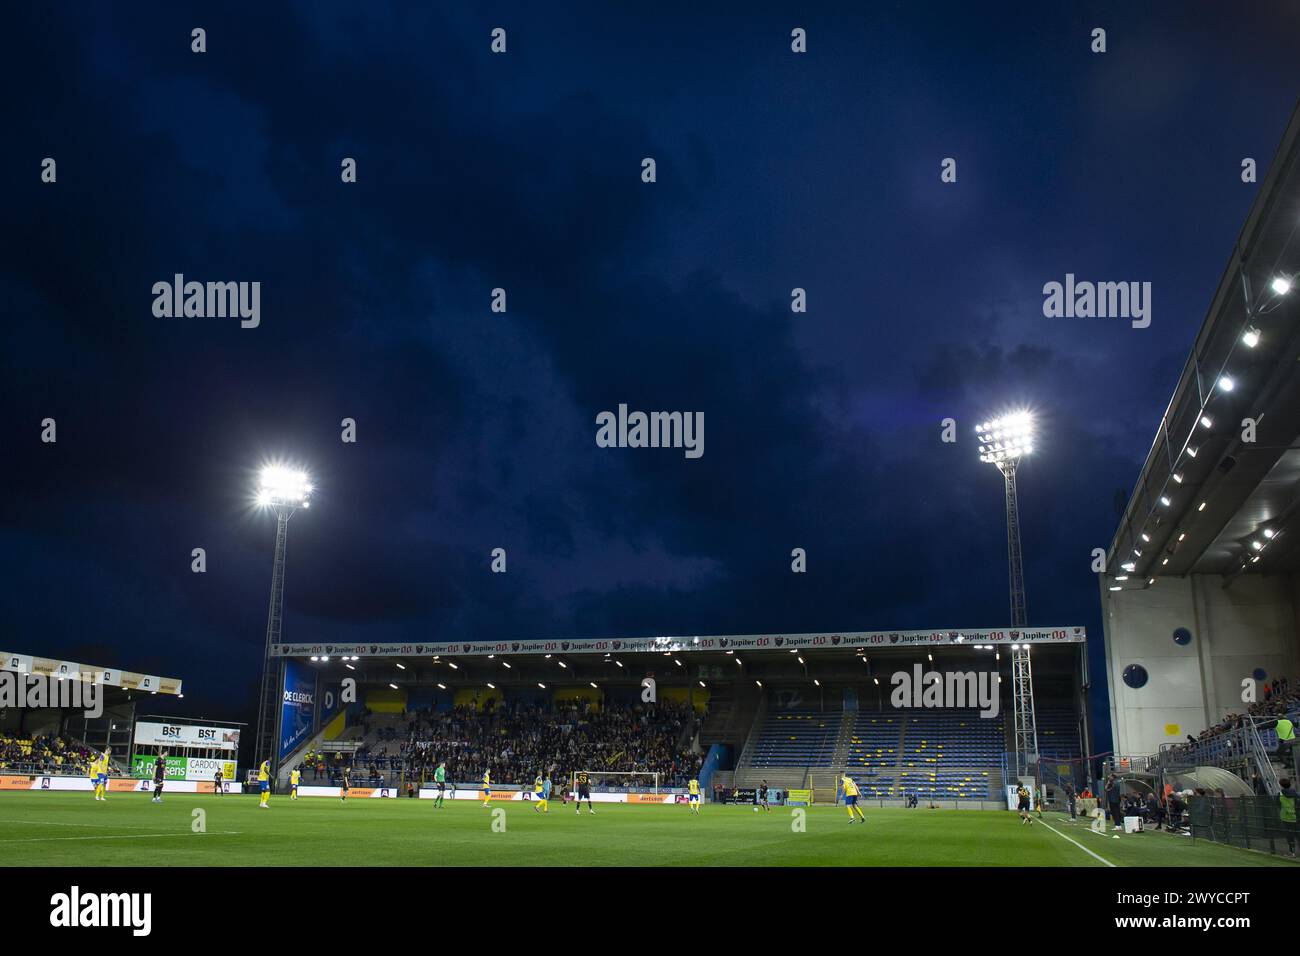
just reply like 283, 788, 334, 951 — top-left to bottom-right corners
571, 771, 660, 794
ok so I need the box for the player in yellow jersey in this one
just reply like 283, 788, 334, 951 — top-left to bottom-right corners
88, 752, 101, 801
687, 778, 701, 814
532, 773, 551, 813
842, 773, 866, 823
94, 749, 110, 801
290, 767, 301, 800
481, 768, 491, 806
258, 759, 271, 808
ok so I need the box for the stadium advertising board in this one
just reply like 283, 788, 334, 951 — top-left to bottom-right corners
6, 776, 231, 793
270, 626, 1086, 659
133, 721, 239, 752
318, 676, 348, 725
279, 659, 316, 759
129, 755, 237, 781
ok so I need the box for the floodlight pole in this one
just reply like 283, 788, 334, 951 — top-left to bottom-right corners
996, 458, 1039, 779
253, 504, 295, 779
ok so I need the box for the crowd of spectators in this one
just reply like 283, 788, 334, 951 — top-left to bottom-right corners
0, 733, 98, 775
1189, 676, 1296, 745
306, 700, 702, 788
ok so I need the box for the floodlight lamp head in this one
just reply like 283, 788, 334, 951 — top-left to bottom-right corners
257, 465, 313, 508
976, 410, 1035, 465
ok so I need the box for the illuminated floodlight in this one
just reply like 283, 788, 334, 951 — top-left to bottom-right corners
257, 465, 313, 508
1218, 375, 1234, 392
1271, 276, 1292, 296
976, 410, 1035, 465
1242, 327, 1261, 348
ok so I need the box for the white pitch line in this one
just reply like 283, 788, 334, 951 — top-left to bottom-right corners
0, 818, 188, 831
1039, 820, 1117, 867
0, 831, 240, 845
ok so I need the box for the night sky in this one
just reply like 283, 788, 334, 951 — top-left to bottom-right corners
4, 2, 1299, 745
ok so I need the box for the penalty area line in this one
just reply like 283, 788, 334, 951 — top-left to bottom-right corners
1039, 820, 1116, 867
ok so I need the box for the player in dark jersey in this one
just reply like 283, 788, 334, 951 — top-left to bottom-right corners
213, 767, 224, 795
151, 752, 167, 803
1016, 784, 1033, 825
340, 766, 351, 802
757, 781, 771, 812
575, 771, 595, 814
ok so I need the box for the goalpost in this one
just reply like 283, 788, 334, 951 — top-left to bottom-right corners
572, 771, 660, 794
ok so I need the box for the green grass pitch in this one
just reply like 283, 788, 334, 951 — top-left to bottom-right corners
1, 792, 1296, 867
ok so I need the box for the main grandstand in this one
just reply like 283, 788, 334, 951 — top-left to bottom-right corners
268, 628, 1087, 806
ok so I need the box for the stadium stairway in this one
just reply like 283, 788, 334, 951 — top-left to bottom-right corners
698, 681, 761, 752
842, 708, 1004, 801
734, 706, 842, 791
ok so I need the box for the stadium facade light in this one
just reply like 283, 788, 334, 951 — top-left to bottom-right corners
437, 682, 446, 690
1242, 326, 1261, 348
1217, 375, 1235, 392
486, 682, 495, 689
589, 682, 598, 688
1271, 275, 1292, 295
1199, 415, 1213, 429
388, 683, 398, 690
395, 663, 406, 670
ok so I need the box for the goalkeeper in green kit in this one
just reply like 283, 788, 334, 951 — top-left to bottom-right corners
434, 761, 447, 808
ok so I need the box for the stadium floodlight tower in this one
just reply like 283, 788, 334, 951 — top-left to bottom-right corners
976, 412, 1040, 780
252, 465, 313, 780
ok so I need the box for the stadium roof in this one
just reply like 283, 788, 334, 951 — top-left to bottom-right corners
271, 626, 1085, 660
1107, 99, 1300, 584
0, 649, 183, 696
